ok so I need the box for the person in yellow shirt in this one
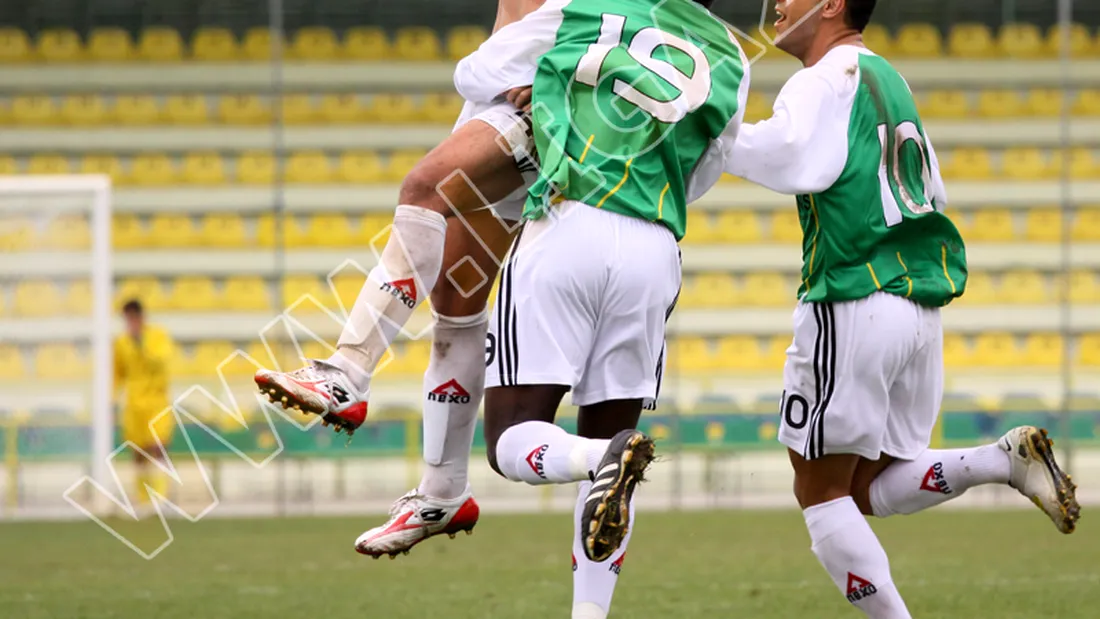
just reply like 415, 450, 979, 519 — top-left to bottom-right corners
114, 299, 176, 508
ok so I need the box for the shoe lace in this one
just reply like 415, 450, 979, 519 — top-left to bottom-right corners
388, 489, 424, 518
287, 359, 336, 382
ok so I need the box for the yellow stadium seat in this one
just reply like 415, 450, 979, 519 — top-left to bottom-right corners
148, 213, 199, 247
1046, 24, 1096, 58
669, 337, 718, 372
27, 154, 71, 175
714, 211, 762, 244
0, 28, 31, 63
0, 155, 14, 174
1072, 209, 1100, 241
966, 209, 1015, 242
715, 336, 762, 371
1072, 90, 1100, 116
181, 151, 226, 185
331, 273, 364, 311
242, 28, 278, 61
191, 341, 239, 376
684, 211, 717, 244
34, 343, 88, 379
78, 153, 124, 185
976, 90, 1025, 118
236, 151, 276, 185
691, 273, 740, 308
861, 24, 893, 55
217, 94, 271, 125
769, 210, 803, 243
37, 29, 83, 62
88, 28, 134, 61
191, 27, 239, 61
113, 95, 161, 125
999, 270, 1048, 304
1024, 89, 1064, 117
386, 149, 427, 182
422, 93, 464, 123
281, 275, 332, 309
0, 344, 25, 379
337, 151, 385, 184
319, 93, 366, 123
42, 215, 89, 250
0, 217, 32, 251
0, 99, 10, 125
760, 335, 789, 370
957, 271, 996, 304
895, 23, 943, 57
300, 214, 355, 247
112, 214, 146, 249
393, 27, 441, 61
168, 276, 221, 311
1022, 333, 1063, 367
358, 214, 393, 244
972, 332, 1020, 367
1080, 334, 1100, 367
383, 340, 431, 377
15, 280, 63, 317
130, 153, 178, 186
198, 213, 246, 248
920, 90, 969, 118
224, 276, 271, 311
744, 92, 772, 123
137, 27, 183, 62
948, 23, 995, 58
12, 95, 58, 125
368, 94, 420, 123
280, 94, 316, 125
742, 272, 788, 307
1024, 208, 1062, 242
164, 94, 209, 125
65, 280, 91, 314
343, 27, 388, 60
256, 214, 292, 248
1069, 148, 1100, 179
941, 148, 993, 180
285, 151, 333, 184
1002, 147, 1054, 180
291, 26, 338, 60
115, 277, 169, 311
61, 95, 107, 126
942, 333, 971, 368
998, 23, 1044, 58
446, 26, 487, 61
1069, 270, 1100, 303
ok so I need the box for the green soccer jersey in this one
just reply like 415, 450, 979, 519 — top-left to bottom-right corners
453, 0, 749, 241
729, 46, 968, 307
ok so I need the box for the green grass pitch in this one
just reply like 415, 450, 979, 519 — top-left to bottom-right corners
1, 509, 1095, 618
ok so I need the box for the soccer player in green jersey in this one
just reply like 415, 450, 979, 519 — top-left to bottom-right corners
454, 0, 748, 616
727, 1, 1080, 616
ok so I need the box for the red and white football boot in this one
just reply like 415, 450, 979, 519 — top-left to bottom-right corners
354, 487, 480, 559
254, 359, 368, 435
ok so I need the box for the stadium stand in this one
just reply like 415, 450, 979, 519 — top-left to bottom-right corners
0, 2, 1097, 438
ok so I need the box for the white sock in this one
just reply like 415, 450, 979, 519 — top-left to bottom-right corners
870, 444, 1010, 517
806, 497, 911, 619
417, 311, 488, 500
333, 205, 447, 392
495, 421, 609, 485
572, 480, 633, 619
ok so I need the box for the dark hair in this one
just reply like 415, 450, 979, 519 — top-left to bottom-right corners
122, 299, 143, 315
844, 0, 876, 32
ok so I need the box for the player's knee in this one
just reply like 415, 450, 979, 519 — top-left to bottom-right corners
398, 163, 446, 213
792, 471, 852, 510
431, 277, 492, 317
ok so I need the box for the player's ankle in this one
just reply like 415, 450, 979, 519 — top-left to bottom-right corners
326, 350, 372, 393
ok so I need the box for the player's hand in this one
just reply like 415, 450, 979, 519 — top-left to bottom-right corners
504, 86, 533, 112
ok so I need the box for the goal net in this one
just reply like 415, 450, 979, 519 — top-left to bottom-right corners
0, 175, 112, 519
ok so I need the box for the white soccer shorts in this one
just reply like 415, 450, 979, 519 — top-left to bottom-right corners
453, 100, 537, 222
484, 201, 681, 408
778, 291, 944, 461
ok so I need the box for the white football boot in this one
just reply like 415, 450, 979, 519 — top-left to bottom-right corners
254, 359, 368, 435
1001, 426, 1081, 534
354, 487, 480, 559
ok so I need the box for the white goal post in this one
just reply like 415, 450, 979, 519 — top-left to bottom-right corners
0, 175, 112, 516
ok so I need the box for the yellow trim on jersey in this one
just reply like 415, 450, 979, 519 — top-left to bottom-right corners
896, 252, 913, 298
596, 159, 633, 209
866, 263, 883, 290
579, 134, 595, 164
657, 182, 670, 220
941, 245, 957, 294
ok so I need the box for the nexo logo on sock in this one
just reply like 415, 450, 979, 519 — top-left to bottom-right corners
381, 278, 418, 308
526, 444, 549, 479
919, 462, 953, 495
846, 573, 878, 603
427, 379, 472, 404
